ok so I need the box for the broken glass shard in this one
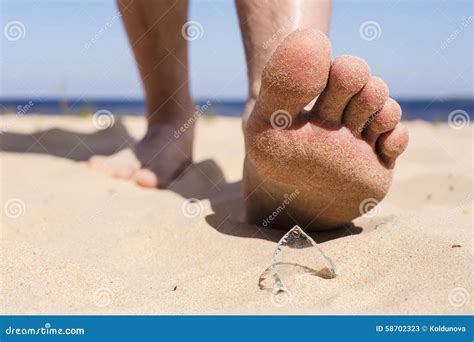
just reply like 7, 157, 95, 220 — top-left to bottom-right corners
270, 225, 338, 293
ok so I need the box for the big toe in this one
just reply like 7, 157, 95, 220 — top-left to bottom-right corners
255, 28, 332, 125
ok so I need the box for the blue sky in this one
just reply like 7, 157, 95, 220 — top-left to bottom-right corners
1, 0, 472, 100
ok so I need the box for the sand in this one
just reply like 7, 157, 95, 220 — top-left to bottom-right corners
0, 114, 472, 314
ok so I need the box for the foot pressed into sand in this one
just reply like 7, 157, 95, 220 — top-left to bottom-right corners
89, 122, 193, 188
243, 29, 408, 230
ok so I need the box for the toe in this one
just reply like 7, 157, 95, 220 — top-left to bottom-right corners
114, 167, 135, 179
256, 29, 331, 126
88, 155, 114, 175
133, 169, 159, 188
88, 155, 105, 168
364, 98, 402, 145
342, 76, 389, 135
312, 55, 370, 125
377, 123, 409, 167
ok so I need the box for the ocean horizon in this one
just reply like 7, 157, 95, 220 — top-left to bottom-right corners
1, 97, 472, 122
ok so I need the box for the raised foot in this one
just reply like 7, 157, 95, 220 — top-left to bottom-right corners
244, 29, 408, 231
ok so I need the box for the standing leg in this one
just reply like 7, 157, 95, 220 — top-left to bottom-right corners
89, 0, 194, 188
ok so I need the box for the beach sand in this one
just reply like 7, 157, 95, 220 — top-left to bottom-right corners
0, 114, 472, 314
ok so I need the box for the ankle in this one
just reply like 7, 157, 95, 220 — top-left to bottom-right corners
146, 96, 194, 127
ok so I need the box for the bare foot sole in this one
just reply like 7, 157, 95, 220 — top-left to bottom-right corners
89, 123, 193, 188
244, 29, 409, 230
